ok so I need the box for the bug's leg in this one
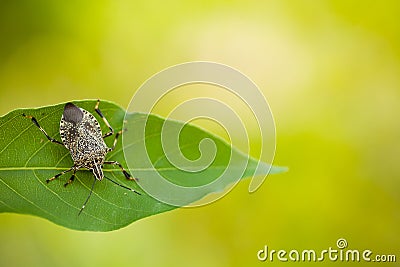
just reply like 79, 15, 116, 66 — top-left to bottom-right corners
103, 176, 141, 195
108, 129, 124, 151
46, 167, 74, 183
103, 161, 138, 181
64, 169, 77, 187
22, 114, 63, 145
95, 99, 114, 139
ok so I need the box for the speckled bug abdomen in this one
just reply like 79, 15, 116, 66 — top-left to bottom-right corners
60, 104, 109, 180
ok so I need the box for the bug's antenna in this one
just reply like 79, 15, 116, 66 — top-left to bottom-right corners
78, 178, 97, 216
104, 176, 141, 195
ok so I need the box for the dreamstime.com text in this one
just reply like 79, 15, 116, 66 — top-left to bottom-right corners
257, 238, 396, 263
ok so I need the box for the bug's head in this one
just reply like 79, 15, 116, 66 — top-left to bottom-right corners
63, 102, 83, 124
91, 162, 104, 181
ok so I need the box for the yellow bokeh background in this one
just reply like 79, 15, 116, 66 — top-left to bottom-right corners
0, 1, 399, 266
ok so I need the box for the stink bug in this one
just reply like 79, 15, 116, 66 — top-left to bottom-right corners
23, 100, 140, 215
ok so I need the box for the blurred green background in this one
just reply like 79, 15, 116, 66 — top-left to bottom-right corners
0, 0, 399, 266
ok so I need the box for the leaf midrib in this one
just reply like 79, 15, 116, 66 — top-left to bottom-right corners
0, 166, 247, 171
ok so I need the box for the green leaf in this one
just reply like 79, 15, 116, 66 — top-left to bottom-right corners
0, 100, 286, 231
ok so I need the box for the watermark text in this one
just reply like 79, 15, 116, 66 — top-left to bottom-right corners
257, 238, 396, 263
